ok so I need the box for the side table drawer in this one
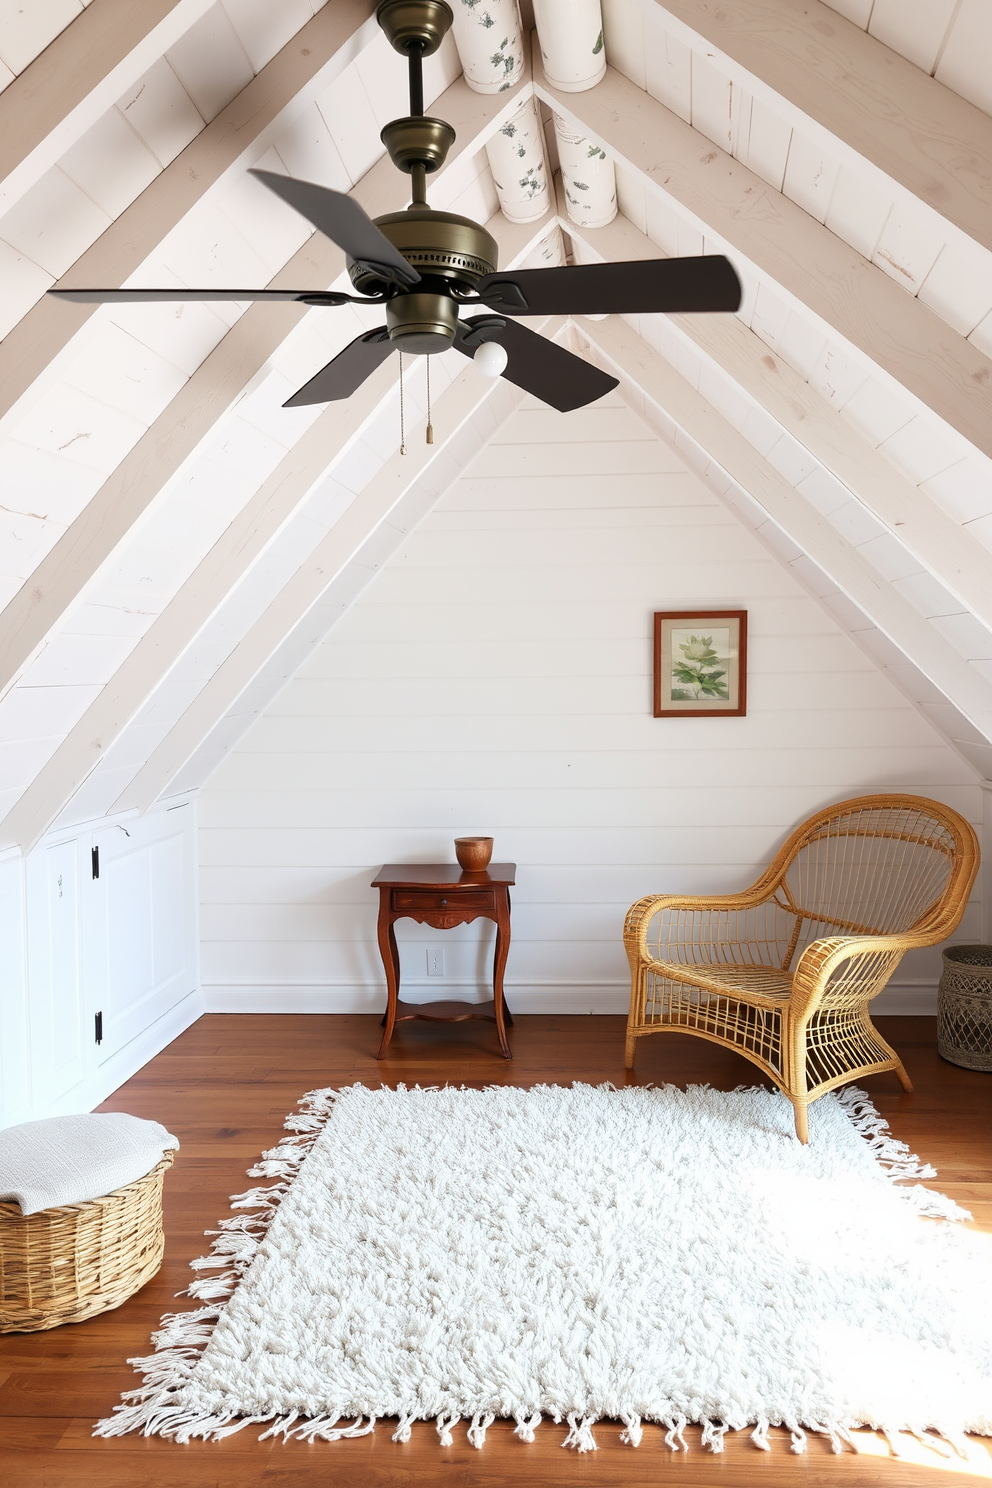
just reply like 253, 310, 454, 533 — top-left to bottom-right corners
391, 888, 496, 913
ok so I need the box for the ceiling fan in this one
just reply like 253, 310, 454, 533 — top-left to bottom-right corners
50, 0, 741, 415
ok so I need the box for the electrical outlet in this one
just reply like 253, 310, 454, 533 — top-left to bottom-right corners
426, 947, 445, 977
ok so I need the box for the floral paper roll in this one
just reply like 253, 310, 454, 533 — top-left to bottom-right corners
533, 0, 606, 92
554, 115, 617, 227
450, 0, 524, 95
485, 96, 550, 223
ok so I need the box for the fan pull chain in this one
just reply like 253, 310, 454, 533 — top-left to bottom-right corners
398, 351, 406, 456
425, 356, 434, 445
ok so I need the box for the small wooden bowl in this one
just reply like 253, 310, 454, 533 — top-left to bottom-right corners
455, 836, 494, 871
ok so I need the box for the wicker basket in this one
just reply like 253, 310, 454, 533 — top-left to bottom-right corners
938, 945, 992, 1072
0, 1152, 173, 1332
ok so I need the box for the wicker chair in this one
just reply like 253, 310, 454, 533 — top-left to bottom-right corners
623, 794, 979, 1142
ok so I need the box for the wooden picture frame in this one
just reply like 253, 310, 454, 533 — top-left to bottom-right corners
653, 610, 747, 717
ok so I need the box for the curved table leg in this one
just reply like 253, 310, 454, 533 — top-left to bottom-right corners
492, 895, 512, 1058
377, 904, 401, 1059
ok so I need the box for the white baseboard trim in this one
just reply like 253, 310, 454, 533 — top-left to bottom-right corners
872, 984, 938, 1015
202, 980, 936, 1016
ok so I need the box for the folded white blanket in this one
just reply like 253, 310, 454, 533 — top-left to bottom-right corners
0, 1112, 179, 1215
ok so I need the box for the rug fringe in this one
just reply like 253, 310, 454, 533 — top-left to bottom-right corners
513, 1411, 542, 1442
94, 1086, 344, 1441
619, 1412, 642, 1446
834, 1086, 972, 1220
751, 1417, 771, 1451
561, 1413, 598, 1452
437, 1411, 460, 1445
700, 1418, 730, 1453
466, 1410, 496, 1448
663, 1413, 689, 1451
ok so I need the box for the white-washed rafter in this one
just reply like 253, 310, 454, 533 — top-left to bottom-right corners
107, 347, 545, 820
0, 212, 552, 850
536, 54, 992, 459
0, 0, 217, 210
580, 315, 992, 739
565, 206, 992, 634
0, 0, 379, 424
0, 74, 527, 701
635, 0, 992, 254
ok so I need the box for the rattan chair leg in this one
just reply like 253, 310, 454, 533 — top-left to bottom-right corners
783, 1013, 811, 1143
861, 1012, 915, 1093
624, 969, 643, 1070
894, 1061, 914, 1093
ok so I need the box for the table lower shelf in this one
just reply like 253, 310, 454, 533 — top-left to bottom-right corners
392, 998, 504, 1023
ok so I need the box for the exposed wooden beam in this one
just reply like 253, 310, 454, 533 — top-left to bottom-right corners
0, 0, 216, 211
579, 315, 992, 740
0, 213, 552, 851
536, 57, 992, 461
641, 0, 992, 253
106, 348, 543, 822
566, 206, 992, 633
0, 365, 394, 854
0, 0, 378, 423
0, 75, 523, 702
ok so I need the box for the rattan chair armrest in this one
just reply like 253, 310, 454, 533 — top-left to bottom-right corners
623, 888, 782, 963
790, 933, 925, 1018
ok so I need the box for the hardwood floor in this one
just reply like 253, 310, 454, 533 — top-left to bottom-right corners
2, 1013, 991, 1485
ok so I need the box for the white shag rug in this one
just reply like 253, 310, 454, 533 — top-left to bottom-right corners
98, 1083, 992, 1454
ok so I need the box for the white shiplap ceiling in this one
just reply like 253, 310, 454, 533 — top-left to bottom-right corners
1, 0, 991, 851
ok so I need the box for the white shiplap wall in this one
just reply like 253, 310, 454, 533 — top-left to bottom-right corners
198, 394, 983, 1018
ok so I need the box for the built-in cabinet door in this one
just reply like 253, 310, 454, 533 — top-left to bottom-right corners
88, 806, 197, 1065
0, 860, 31, 1126
25, 839, 86, 1111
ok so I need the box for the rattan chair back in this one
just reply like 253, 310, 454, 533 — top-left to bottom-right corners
774, 798, 967, 960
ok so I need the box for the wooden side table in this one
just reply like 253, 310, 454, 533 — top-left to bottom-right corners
371, 864, 516, 1059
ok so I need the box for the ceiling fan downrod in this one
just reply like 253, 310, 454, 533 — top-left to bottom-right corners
376, 0, 456, 210
369, 0, 499, 357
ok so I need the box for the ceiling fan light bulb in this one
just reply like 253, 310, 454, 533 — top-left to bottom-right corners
474, 340, 508, 377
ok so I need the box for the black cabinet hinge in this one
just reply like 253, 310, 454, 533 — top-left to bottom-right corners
95, 1011, 103, 1045
91, 845, 100, 879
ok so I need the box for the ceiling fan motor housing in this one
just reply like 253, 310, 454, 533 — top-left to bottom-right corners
385, 290, 460, 354
349, 206, 499, 354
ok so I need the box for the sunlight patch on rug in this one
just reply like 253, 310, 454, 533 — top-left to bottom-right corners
97, 1083, 992, 1454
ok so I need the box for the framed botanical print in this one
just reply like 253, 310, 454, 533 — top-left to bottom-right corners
653, 610, 747, 717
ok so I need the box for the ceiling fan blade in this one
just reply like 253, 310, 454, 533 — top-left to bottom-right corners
454, 317, 618, 413
48, 287, 354, 304
475, 256, 742, 316
251, 170, 421, 289
283, 328, 394, 407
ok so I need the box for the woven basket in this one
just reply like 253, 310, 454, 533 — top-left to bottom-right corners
938, 945, 992, 1072
0, 1151, 173, 1332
